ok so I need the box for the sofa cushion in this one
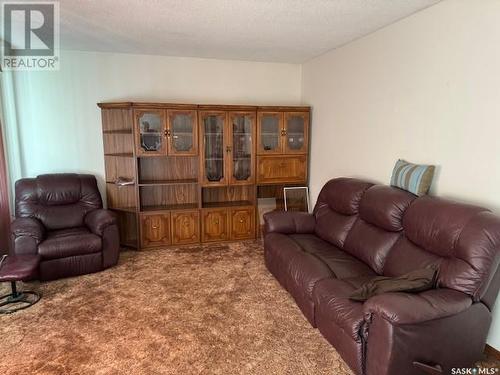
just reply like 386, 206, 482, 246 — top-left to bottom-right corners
359, 185, 416, 232
343, 220, 401, 274
290, 234, 376, 279
287, 251, 334, 297
338, 185, 416, 274
385, 196, 500, 301
313, 178, 373, 248
39, 227, 102, 260
313, 277, 366, 342
264, 232, 305, 290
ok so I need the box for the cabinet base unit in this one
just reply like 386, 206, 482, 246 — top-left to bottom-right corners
98, 102, 310, 249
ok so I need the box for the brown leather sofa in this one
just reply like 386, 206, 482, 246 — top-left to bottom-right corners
11, 174, 120, 281
264, 178, 500, 375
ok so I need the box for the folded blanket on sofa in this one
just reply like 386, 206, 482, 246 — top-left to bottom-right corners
349, 265, 439, 302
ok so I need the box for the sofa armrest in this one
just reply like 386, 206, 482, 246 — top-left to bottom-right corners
11, 217, 45, 242
263, 211, 315, 235
363, 288, 472, 325
84, 209, 117, 236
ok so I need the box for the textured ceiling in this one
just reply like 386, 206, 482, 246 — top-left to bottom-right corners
59, 0, 441, 63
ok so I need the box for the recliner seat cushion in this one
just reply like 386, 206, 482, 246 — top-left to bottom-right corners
38, 227, 102, 260
290, 234, 376, 279
314, 278, 366, 342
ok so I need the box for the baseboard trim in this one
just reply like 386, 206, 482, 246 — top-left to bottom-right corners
485, 344, 500, 361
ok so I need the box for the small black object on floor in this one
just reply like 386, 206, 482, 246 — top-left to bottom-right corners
0, 281, 40, 314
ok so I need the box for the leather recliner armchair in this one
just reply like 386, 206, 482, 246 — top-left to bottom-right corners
11, 173, 120, 281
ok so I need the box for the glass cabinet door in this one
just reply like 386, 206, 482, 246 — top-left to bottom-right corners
201, 112, 226, 185
257, 112, 283, 154
135, 110, 166, 156
284, 112, 309, 154
167, 110, 198, 156
229, 112, 255, 184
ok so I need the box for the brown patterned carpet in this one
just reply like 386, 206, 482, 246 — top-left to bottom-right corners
1, 240, 498, 374
0, 241, 353, 375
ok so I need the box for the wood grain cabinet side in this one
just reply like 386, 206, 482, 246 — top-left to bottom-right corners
140, 213, 171, 248
171, 210, 200, 245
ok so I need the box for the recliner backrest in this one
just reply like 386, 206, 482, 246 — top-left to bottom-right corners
313, 178, 373, 249
383, 196, 500, 304
15, 173, 102, 230
314, 177, 500, 307
342, 185, 416, 274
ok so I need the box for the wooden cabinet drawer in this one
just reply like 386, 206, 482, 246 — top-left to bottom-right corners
140, 213, 171, 248
256, 156, 307, 184
171, 210, 200, 245
202, 208, 230, 242
230, 207, 255, 240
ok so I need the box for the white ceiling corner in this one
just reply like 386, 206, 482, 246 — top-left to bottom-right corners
58, 0, 442, 63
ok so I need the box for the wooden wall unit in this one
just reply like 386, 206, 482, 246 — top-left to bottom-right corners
98, 102, 310, 249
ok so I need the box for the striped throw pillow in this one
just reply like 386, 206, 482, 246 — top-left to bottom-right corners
390, 159, 435, 196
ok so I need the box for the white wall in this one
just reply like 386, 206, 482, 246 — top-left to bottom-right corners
302, 0, 500, 349
8, 50, 301, 193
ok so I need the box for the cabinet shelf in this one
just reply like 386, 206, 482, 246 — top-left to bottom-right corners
139, 179, 198, 186
109, 206, 137, 213
103, 129, 133, 134
202, 200, 253, 209
141, 203, 198, 212
105, 152, 134, 157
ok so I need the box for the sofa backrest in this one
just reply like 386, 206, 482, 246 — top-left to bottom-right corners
313, 178, 373, 248
383, 196, 500, 304
15, 173, 102, 230
342, 185, 416, 274
315, 177, 500, 306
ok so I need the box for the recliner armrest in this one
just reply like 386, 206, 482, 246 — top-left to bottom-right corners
363, 288, 472, 325
263, 211, 315, 235
11, 217, 45, 242
84, 209, 117, 236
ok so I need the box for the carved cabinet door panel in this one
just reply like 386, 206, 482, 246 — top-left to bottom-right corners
256, 156, 307, 184
230, 207, 255, 240
171, 210, 200, 245
141, 213, 171, 248
202, 209, 229, 242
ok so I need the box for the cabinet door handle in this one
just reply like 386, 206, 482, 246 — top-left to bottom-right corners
214, 220, 219, 224
152, 225, 159, 229
226, 145, 232, 153
239, 219, 244, 223
164, 129, 171, 137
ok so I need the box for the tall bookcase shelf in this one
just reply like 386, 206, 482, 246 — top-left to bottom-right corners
98, 102, 310, 249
